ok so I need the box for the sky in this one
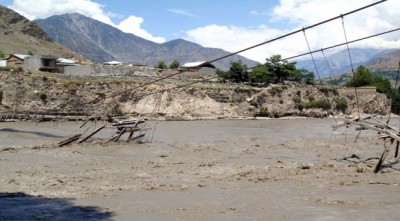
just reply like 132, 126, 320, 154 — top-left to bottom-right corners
1, 0, 399, 63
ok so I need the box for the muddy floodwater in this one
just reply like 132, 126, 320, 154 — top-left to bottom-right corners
1, 119, 400, 220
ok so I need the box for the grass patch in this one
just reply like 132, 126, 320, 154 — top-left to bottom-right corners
254, 107, 269, 117
336, 97, 348, 112
298, 99, 331, 110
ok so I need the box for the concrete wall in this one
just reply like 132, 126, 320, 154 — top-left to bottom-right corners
64, 64, 158, 77
338, 87, 377, 95
63, 65, 91, 76
23, 55, 42, 71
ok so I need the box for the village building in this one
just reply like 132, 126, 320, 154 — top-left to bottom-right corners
23, 55, 58, 72
56, 58, 79, 73
6, 54, 30, 68
182, 61, 216, 76
104, 61, 123, 66
0, 59, 6, 67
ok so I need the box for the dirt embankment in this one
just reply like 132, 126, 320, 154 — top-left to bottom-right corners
0, 70, 390, 119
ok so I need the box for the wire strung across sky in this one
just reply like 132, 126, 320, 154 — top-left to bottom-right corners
130, 26, 400, 100
128, 0, 388, 92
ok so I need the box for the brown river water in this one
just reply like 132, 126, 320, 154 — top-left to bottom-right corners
0, 119, 399, 220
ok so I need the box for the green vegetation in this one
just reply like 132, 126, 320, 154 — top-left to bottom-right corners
298, 99, 331, 111
217, 55, 315, 86
155, 61, 167, 69
217, 60, 248, 83
0, 49, 4, 58
292, 96, 301, 104
254, 107, 269, 117
343, 65, 400, 114
346, 66, 373, 87
39, 92, 47, 101
249, 99, 259, 108
0, 66, 13, 71
169, 60, 180, 69
336, 97, 348, 112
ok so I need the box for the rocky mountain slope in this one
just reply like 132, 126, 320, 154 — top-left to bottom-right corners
35, 13, 259, 70
295, 48, 397, 78
0, 6, 86, 61
366, 49, 400, 71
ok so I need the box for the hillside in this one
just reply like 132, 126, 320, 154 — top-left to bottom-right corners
35, 13, 259, 69
295, 48, 396, 79
0, 6, 87, 61
366, 49, 400, 71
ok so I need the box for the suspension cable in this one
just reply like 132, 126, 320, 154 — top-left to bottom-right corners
321, 49, 336, 83
341, 15, 361, 119
386, 61, 400, 125
207, 0, 387, 64
283, 27, 400, 60
302, 29, 323, 85
123, 1, 387, 91
303, 29, 338, 123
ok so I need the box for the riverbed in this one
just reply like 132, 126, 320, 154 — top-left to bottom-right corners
1, 119, 399, 220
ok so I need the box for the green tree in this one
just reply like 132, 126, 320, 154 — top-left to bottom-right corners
372, 76, 391, 94
228, 60, 248, 83
217, 61, 248, 83
301, 70, 315, 85
0, 49, 4, 58
155, 61, 167, 69
216, 68, 231, 81
346, 65, 373, 87
265, 55, 299, 83
169, 60, 180, 69
249, 65, 270, 84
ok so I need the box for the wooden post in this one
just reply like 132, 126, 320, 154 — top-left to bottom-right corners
58, 134, 82, 147
78, 125, 105, 144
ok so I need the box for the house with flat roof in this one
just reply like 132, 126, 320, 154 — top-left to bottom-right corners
23, 55, 58, 72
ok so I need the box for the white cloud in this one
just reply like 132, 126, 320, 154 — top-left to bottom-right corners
167, 9, 197, 18
117, 16, 166, 43
8, 0, 165, 43
185, 0, 400, 63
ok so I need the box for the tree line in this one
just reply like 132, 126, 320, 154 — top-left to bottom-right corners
154, 60, 180, 69
217, 55, 315, 85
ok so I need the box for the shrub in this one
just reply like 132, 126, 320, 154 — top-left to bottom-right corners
336, 97, 348, 112
308, 96, 315, 102
269, 86, 283, 96
254, 107, 269, 117
0, 66, 13, 71
318, 86, 338, 96
39, 93, 47, 101
292, 96, 301, 104
249, 99, 259, 108
300, 99, 331, 110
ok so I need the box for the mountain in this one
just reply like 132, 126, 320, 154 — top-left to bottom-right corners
295, 48, 396, 79
35, 13, 259, 70
366, 49, 400, 71
0, 6, 86, 61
